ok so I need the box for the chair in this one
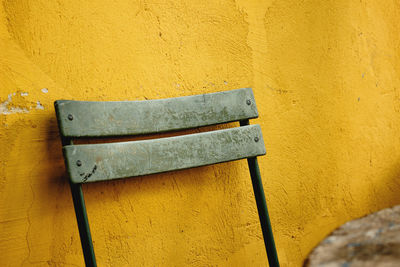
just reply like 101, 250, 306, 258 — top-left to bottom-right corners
54, 88, 279, 267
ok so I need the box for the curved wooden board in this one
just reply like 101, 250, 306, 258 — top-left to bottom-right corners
55, 88, 258, 137
63, 125, 266, 183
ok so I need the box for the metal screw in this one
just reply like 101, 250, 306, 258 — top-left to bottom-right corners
68, 114, 73, 121
246, 99, 251, 105
76, 160, 82, 167
254, 137, 259, 142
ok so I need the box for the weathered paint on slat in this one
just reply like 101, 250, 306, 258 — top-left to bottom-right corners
55, 88, 258, 137
64, 125, 266, 183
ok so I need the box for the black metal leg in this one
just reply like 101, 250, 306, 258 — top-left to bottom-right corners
247, 157, 279, 267
239, 119, 279, 267
69, 182, 97, 267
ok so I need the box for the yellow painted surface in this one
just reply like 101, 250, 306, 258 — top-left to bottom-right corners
1, 0, 400, 266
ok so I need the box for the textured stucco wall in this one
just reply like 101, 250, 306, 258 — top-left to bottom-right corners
1, 1, 400, 266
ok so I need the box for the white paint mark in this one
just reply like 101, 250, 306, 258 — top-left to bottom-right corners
224, 81, 228, 85
0, 96, 10, 114
41, 88, 48, 93
36, 101, 44, 110
21, 92, 29, 96
0, 94, 29, 115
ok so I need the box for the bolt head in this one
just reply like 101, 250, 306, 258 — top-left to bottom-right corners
254, 136, 259, 142
246, 99, 251, 105
68, 114, 73, 121
76, 160, 82, 167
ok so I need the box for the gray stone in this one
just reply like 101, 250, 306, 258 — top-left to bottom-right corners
305, 205, 400, 267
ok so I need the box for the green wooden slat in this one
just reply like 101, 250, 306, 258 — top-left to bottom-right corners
55, 88, 258, 137
63, 125, 265, 183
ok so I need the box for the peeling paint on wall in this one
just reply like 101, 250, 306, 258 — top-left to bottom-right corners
35, 101, 44, 110
0, 90, 45, 114
0, 93, 29, 114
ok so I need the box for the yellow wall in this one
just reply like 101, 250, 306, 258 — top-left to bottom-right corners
1, 1, 400, 266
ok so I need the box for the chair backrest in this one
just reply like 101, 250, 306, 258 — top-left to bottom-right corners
54, 88, 279, 267
55, 88, 266, 184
